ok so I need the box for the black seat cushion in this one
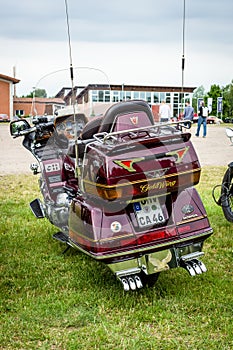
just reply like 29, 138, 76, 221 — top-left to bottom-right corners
80, 116, 103, 140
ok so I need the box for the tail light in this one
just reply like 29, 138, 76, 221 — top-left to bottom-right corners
84, 167, 200, 201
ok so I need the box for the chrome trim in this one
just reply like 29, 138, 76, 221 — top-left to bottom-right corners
180, 251, 204, 261
94, 120, 191, 143
68, 228, 213, 261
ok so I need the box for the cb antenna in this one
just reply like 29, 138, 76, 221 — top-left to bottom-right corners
64, 0, 80, 178
181, 0, 186, 100
64, 0, 76, 110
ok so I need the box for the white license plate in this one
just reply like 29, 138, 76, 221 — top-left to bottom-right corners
133, 197, 166, 228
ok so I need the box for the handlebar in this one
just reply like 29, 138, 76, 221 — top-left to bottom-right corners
11, 120, 55, 138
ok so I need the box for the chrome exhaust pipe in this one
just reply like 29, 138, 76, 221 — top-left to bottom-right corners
193, 259, 207, 273
189, 260, 202, 275
121, 278, 130, 291
180, 259, 207, 276
120, 275, 143, 291
183, 261, 196, 276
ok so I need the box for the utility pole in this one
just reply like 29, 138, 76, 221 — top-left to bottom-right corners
13, 66, 16, 98
181, 0, 186, 111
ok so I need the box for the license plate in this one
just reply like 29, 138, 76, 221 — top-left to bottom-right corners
133, 197, 166, 228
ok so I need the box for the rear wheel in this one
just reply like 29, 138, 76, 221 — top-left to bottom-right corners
140, 271, 160, 288
221, 167, 233, 222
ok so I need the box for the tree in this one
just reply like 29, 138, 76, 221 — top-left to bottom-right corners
207, 84, 222, 116
26, 88, 47, 98
192, 85, 205, 112
223, 81, 233, 118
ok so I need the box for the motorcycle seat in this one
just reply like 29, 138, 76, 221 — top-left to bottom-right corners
80, 116, 103, 140
67, 116, 103, 159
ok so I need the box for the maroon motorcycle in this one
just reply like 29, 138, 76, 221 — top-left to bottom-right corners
10, 71, 213, 291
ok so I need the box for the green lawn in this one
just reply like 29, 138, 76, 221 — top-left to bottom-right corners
0, 169, 232, 350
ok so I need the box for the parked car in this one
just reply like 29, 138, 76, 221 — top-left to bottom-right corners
0, 114, 10, 122
192, 113, 222, 124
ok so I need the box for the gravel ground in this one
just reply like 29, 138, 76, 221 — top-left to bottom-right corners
0, 123, 232, 175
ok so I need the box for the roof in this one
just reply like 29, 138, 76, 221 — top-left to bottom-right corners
0, 73, 20, 84
13, 97, 65, 105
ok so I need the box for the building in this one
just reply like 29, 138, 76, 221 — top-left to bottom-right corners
13, 97, 65, 117
56, 84, 196, 121
0, 73, 20, 118
0, 72, 195, 120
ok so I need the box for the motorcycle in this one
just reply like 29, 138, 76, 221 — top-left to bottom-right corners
10, 68, 213, 291
212, 127, 233, 222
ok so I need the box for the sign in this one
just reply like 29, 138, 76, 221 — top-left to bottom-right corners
217, 97, 223, 113
207, 98, 213, 114
197, 98, 204, 110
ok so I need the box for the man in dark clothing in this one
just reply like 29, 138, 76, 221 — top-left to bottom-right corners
183, 101, 194, 125
195, 101, 208, 138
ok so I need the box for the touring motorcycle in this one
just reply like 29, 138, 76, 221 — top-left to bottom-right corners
10, 69, 213, 291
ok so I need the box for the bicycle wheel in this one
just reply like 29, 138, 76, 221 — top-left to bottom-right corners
221, 167, 233, 222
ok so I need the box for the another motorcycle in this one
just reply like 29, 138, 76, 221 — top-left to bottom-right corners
10, 69, 213, 291
212, 127, 233, 222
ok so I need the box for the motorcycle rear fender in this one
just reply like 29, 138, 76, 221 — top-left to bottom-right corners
68, 187, 212, 262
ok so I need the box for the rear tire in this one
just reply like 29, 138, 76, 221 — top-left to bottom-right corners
140, 271, 160, 288
221, 167, 233, 222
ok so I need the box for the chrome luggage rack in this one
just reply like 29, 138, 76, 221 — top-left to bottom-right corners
93, 120, 191, 144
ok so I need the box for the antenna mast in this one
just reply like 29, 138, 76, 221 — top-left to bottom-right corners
64, 0, 75, 102
181, 0, 186, 95
64, 0, 81, 178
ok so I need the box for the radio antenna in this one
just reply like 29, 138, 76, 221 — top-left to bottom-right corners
64, 0, 81, 178
64, 0, 74, 93
181, 0, 186, 103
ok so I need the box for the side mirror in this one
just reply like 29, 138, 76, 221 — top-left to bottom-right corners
10, 119, 31, 136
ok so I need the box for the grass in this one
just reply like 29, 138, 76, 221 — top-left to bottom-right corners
0, 169, 232, 350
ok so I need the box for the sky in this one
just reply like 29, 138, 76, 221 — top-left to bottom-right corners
1, 0, 233, 96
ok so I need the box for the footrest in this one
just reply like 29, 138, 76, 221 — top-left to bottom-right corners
30, 198, 45, 218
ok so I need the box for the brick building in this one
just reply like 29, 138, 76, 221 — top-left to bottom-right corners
0, 73, 20, 118
13, 97, 65, 117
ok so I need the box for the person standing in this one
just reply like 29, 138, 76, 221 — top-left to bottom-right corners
195, 101, 208, 138
159, 100, 171, 122
183, 100, 194, 125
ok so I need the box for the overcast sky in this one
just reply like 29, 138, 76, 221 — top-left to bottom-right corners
1, 0, 233, 96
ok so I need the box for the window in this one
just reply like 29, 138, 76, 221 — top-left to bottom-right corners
98, 90, 104, 102
15, 110, 24, 116
165, 93, 171, 103
92, 90, 98, 102
133, 91, 140, 99
160, 92, 165, 102
112, 91, 119, 102
125, 91, 131, 100
153, 92, 159, 103
139, 91, 145, 100
146, 92, 151, 103
104, 90, 110, 102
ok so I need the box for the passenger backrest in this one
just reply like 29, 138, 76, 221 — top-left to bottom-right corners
98, 100, 154, 134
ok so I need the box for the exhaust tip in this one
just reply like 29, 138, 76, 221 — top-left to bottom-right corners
120, 275, 143, 291
180, 258, 207, 276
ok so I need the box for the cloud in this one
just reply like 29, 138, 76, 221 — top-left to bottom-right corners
0, 0, 232, 96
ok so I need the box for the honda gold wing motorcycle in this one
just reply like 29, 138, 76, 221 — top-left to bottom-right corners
10, 68, 213, 291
